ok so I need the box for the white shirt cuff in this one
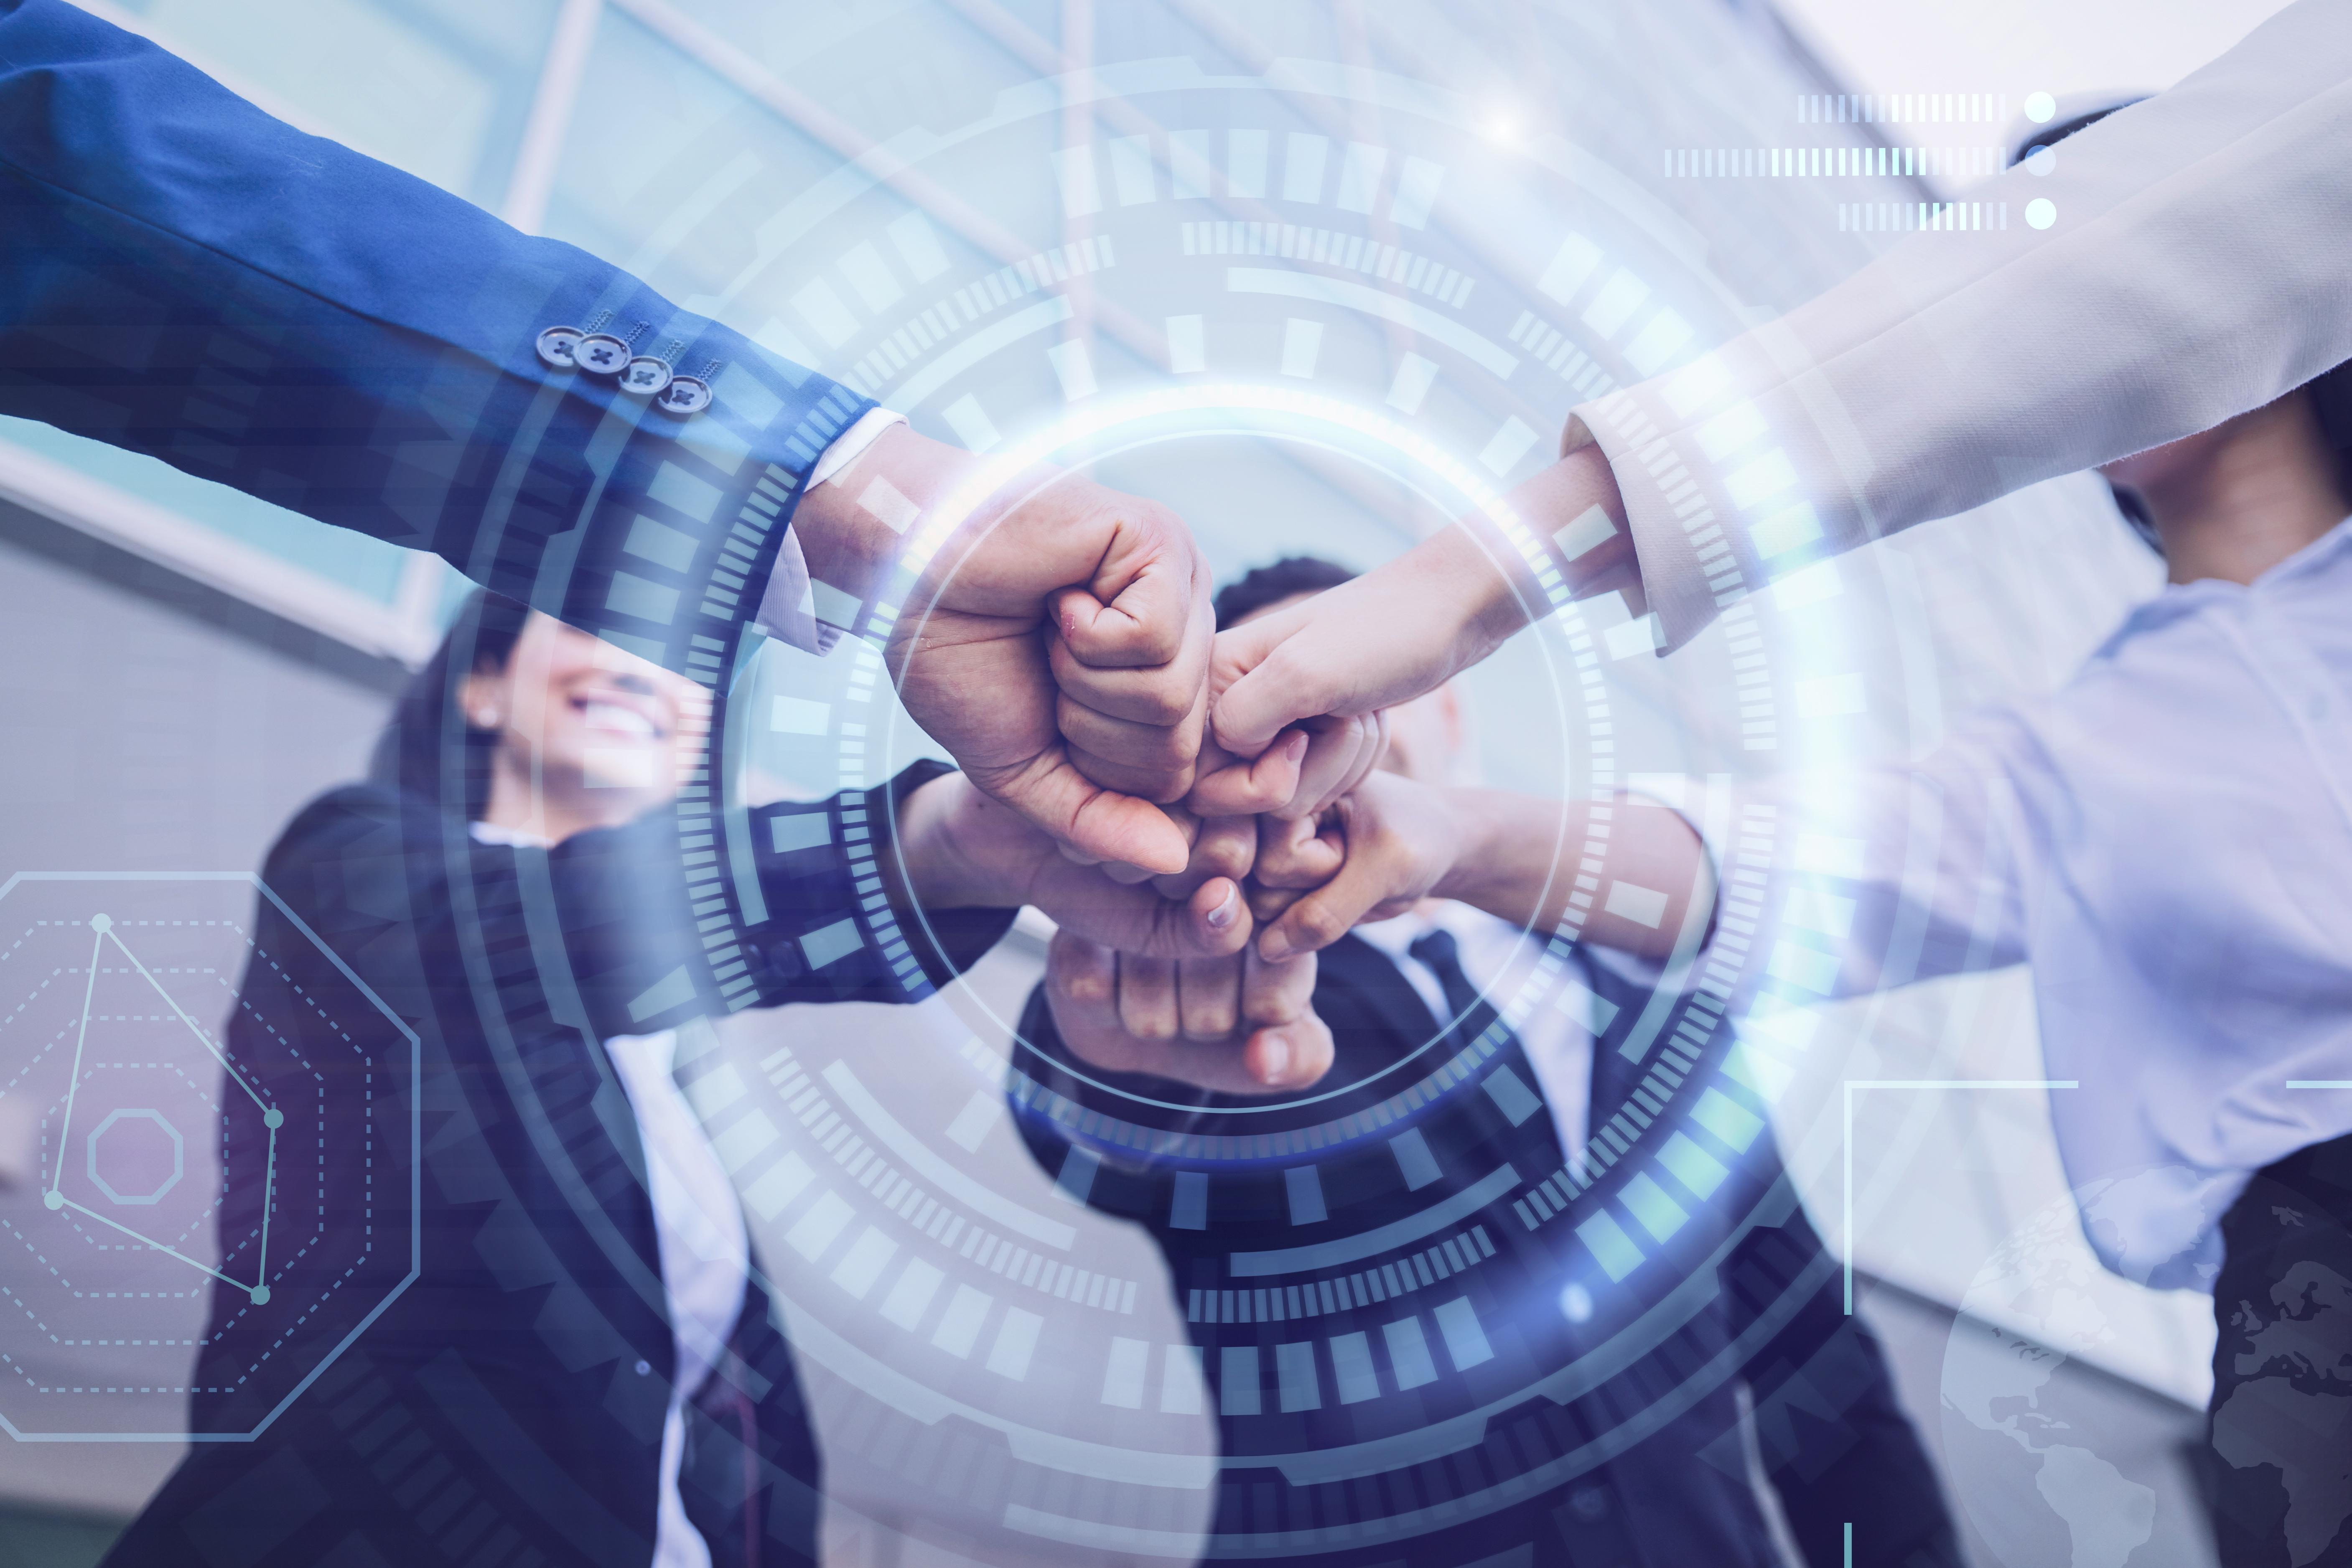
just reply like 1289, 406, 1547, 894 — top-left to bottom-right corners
808, 407, 907, 488
755, 409, 907, 653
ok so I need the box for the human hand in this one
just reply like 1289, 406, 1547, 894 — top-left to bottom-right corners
1055, 782, 1275, 893
891, 774, 1250, 960
1041, 930, 1331, 1094
1184, 713, 1389, 821
1210, 447, 1636, 760
1248, 770, 1469, 961
795, 428, 1212, 876
1259, 779, 1712, 966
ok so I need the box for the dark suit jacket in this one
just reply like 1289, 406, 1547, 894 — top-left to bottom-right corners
2208, 1133, 2352, 1566
1014, 931, 1964, 1568
103, 764, 1011, 1568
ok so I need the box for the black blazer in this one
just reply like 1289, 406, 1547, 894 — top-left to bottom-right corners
105, 767, 1010, 1568
1014, 931, 1964, 1568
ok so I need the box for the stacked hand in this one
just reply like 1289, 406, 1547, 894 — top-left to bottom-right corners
795, 427, 1227, 876
828, 426, 1693, 1100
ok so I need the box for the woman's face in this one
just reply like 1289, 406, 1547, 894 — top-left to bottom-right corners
461, 613, 704, 819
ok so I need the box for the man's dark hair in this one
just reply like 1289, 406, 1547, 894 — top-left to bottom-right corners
369, 588, 533, 821
1213, 555, 1359, 630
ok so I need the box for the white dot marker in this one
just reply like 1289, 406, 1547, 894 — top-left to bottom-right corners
2026, 198, 2057, 230
250, 1285, 271, 1305
89, 913, 112, 934
43, 1190, 63, 1211
2025, 145, 2056, 177
2024, 91, 2057, 125
263, 1108, 284, 1129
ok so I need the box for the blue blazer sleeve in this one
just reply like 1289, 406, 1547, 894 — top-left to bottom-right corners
0, 0, 870, 678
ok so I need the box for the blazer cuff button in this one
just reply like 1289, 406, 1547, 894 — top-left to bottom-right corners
656, 375, 712, 417
575, 332, 631, 374
620, 356, 675, 396
535, 326, 585, 369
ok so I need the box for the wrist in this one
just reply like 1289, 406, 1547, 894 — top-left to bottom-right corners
1357, 771, 1470, 906
1428, 787, 1544, 912
790, 425, 986, 614
1406, 524, 1533, 675
887, 774, 999, 911
1455, 446, 1642, 621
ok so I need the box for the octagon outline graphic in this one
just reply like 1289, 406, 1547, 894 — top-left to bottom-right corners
85, 1108, 184, 1206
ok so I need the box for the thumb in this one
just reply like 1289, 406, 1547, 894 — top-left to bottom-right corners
1211, 621, 1347, 756
1256, 809, 1381, 961
977, 754, 1191, 876
1184, 730, 1308, 816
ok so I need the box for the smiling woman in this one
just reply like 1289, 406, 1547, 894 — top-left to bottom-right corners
100, 582, 981, 1564
382, 590, 711, 841
94, 583, 1255, 1568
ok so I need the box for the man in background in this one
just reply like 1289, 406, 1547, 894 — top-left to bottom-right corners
1006, 558, 1964, 1568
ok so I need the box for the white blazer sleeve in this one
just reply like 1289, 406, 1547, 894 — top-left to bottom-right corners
1562, 0, 2352, 652
1726, 713, 2036, 1005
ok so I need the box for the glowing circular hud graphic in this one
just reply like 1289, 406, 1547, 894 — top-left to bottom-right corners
674, 38, 1856, 1562
7, 5, 2169, 1564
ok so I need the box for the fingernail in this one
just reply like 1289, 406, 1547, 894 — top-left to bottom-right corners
1257, 1033, 1291, 1085
1259, 930, 1291, 962
1206, 888, 1237, 930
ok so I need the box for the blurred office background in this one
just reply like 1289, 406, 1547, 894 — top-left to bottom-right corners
0, 0, 2298, 1563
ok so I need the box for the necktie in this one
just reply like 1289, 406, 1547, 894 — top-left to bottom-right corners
1408, 928, 1511, 1051
1410, 928, 1581, 1172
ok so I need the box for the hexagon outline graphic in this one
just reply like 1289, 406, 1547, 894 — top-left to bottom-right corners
86, 1108, 183, 1205
0, 871, 423, 1443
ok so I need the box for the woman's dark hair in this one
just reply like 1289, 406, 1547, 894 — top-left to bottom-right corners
2308, 359, 2352, 508
369, 589, 532, 820
1212, 555, 1359, 630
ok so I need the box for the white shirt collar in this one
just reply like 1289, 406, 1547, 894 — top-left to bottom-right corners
1351, 901, 1488, 964
468, 818, 555, 850
2103, 512, 2352, 652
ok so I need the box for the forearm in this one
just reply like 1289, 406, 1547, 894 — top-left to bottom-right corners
724, 764, 1013, 1008
1212, 445, 1634, 754
1448, 440, 1644, 623
881, 771, 1008, 911
1363, 445, 1637, 682
1436, 788, 1712, 961
0, 0, 868, 679
1570, 0, 2352, 651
